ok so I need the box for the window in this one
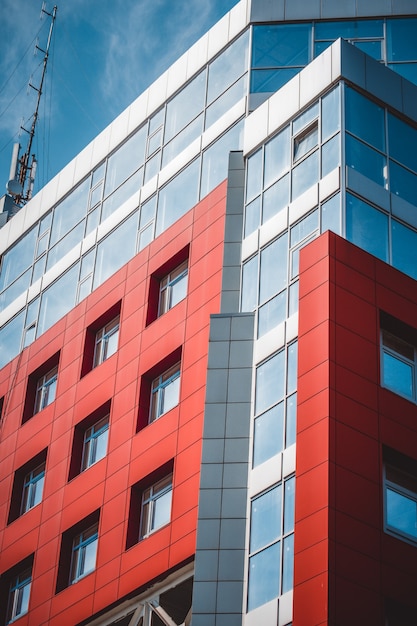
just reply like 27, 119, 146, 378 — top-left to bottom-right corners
384, 449, 417, 546
56, 511, 100, 592
381, 331, 415, 401
293, 122, 318, 162
34, 365, 58, 414
70, 524, 99, 584
149, 363, 180, 423
247, 476, 295, 611
81, 302, 121, 377
6, 568, 31, 623
93, 315, 120, 368
22, 353, 60, 423
126, 464, 173, 548
81, 416, 109, 471
158, 261, 188, 316
68, 402, 110, 480
21, 462, 45, 515
8, 450, 47, 524
140, 475, 173, 539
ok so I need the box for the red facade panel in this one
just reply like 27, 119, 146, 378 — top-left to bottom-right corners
295, 231, 417, 626
0, 183, 227, 625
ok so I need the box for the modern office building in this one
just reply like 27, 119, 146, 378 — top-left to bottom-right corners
1, 0, 417, 624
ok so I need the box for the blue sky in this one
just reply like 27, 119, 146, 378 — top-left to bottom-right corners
0, 0, 238, 197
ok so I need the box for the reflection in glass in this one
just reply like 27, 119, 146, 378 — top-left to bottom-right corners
392, 220, 417, 281
104, 126, 146, 197
321, 193, 341, 235
252, 24, 310, 67
250, 486, 282, 552
387, 18, 417, 62
388, 113, 417, 174
345, 87, 385, 152
390, 160, 417, 206
93, 212, 138, 289
346, 194, 388, 262
246, 149, 262, 202
292, 150, 319, 199
241, 255, 259, 312
259, 233, 288, 304
200, 122, 243, 199
248, 543, 280, 611
245, 196, 261, 237
207, 30, 249, 104
321, 86, 340, 141
156, 159, 200, 235
251, 67, 301, 93
253, 402, 284, 467
50, 178, 89, 246
164, 71, 206, 142
262, 175, 289, 225
321, 134, 340, 178
38, 265, 78, 335
258, 290, 286, 338
264, 126, 290, 188
255, 350, 285, 415
346, 134, 387, 188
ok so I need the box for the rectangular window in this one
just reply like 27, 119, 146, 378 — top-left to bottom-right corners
93, 315, 120, 368
69, 523, 98, 584
34, 365, 58, 414
21, 462, 45, 515
158, 261, 188, 316
149, 363, 180, 423
6, 567, 32, 623
381, 331, 415, 401
140, 475, 173, 539
384, 450, 417, 546
81, 416, 109, 471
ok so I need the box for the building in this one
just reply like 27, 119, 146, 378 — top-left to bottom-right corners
1, 0, 417, 624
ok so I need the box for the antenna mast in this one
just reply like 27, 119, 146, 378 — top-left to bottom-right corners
8, 4, 57, 207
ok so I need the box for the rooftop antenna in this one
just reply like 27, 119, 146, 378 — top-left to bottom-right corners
6, 4, 57, 208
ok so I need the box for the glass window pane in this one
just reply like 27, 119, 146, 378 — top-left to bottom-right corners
284, 477, 295, 533
322, 134, 340, 177
153, 489, 172, 529
262, 175, 289, 224
162, 115, 203, 168
321, 193, 341, 235
382, 351, 414, 399
93, 213, 137, 289
286, 393, 297, 447
345, 88, 385, 152
248, 543, 280, 611
292, 150, 319, 200
205, 75, 247, 129
260, 234, 288, 304
162, 376, 180, 413
388, 113, 417, 174
251, 67, 301, 93
47, 222, 84, 271
315, 19, 383, 40
253, 402, 284, 467
165, 71, 206, 142
346, 194, 388, 262
390, 160, 417, 207
83, 538, 97, 575
256, 350, 285, 415
264, 126, 290, 188
207, 30, 249, 103
258, 290, 286, 338
392, 220, 417, 281
290, 210, 319, 247
354, 40, 382, 60
250, 485, 282, 553
294, 125, 318, 162
322, 86, 340, 141
387, 18, 417, 62
50, 179, 89, 246
245, 196, 261, 237
346, 134, 387, 187
241, 256, 259, 312
252, 24, 311, 68
282, 534, 294, 593
101, 168, 142, 222
387, 62, 417, 85
0, 311, 25, 369
0, 226, 37, 292
156, 159, 200, 235
287, 343, 298, 394
387, 487, 417, 539
38, 265, 78, 336
104, 126, 146, 197
246, 149, 262, 202
200, 121, 243, 199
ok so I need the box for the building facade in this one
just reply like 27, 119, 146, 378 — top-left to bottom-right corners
1, 1, 417, 624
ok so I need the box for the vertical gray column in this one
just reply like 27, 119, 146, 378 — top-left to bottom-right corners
192, 152, 254, 625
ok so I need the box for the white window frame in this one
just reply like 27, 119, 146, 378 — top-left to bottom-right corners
21, 462, 45, 515
69, 524, 98, 584
81, 416, 110, 471
140, 475, 173, 539
158, 261, 188, 316
384, 463, 417, 546
93, 315, 120, 368
7, 568, 31, 623
149, 363, 181, 423
34, 365, 58, 414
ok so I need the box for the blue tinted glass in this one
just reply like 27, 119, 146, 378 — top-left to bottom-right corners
287, 343, 298, 394
290, 210, 319, 247
51, 178, 89, 245
251, 68, 301, 93
156, 159, 200, 235
322, 134, 340, 177
282, 534, 294, 593
200, 121, 243, 199
93, 212, 138, 289
346, 134, 387, 188
258, 290, 286, 338
293, 102, 319, 135
387, 62, 417, 86
387, 18, 417, 62
346, 194, 388, 262
248, 543, 280, 611
207, 30, 249, 103
390, 161, 417, 206
286, 393, 297, 447
250, 485, 282, 552
245, 196, 261, 237
262, 175, 289, 224
264, 126, 290, 188
241, 255, 259, 312
315, 20, 383, 40
252, 24, 310, 68
256, 350, 285, 415
259, 233, 288, 304
383, 351, 414, 399
253, 402, 284, 467
387, 488, 417, 539
164, 71, 206, 142
38, 265, 78, 335
314, 41, 332, 57
246, 149, 262, 202
345, 88, 385, 151
0, 226, 37, 292
321, 193, 341, 236
205, 75, 247, 129
284, 477, 295, 534
392, 221, 417, 281
0, 310, 25, 369
354, 40, 382, 61
388, 114, 417, 174
321, 86, 340, 141
292, 150, 319, 200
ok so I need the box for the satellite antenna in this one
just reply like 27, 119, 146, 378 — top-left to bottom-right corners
6, 5, 57, 208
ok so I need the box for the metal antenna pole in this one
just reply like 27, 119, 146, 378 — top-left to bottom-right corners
17, 4, 57, 205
